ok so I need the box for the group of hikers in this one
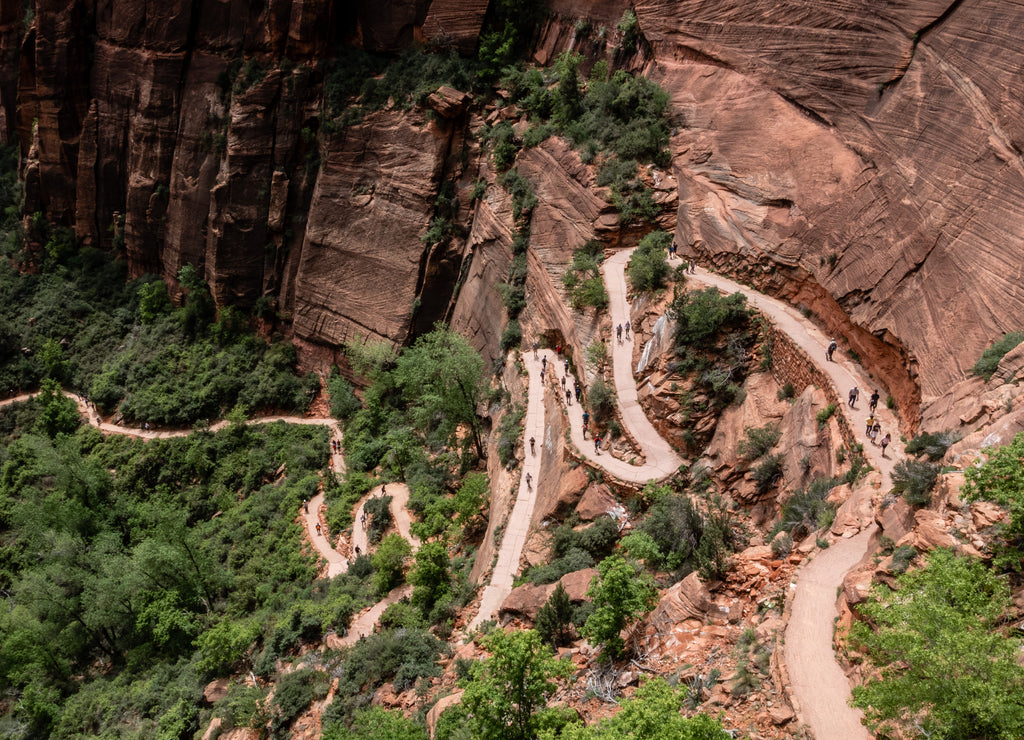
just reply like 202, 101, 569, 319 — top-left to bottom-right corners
847, 386, 891, 456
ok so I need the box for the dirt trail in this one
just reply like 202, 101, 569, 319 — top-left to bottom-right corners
683, 259, 889, 739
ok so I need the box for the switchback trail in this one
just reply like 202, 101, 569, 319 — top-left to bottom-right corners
682, 258, 893, 739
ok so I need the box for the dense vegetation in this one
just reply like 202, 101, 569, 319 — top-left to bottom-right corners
971, 331, 1024, 381
0, 244, 316, 425
962, 431, 1024, 573
851, 549, 1024, 739
0, 409, 375, 737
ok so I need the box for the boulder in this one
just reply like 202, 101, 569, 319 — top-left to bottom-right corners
898, 510, 959, 552
534, 466, 589, 522
427, 690, 464, 738
426, 86, 471, 119
842, 568, 874, 606
830, 478, 875, 537
558, 568, 598, 602
971, 500, 1008, 529
877, 497, 915, 543
500, 582, 553, 620
770, 704, 795, 726
203, 677, 230, 704
575, 483, 618, 521
647, 573, 711, 632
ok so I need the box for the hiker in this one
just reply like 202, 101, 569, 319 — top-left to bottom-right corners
575, 384, 581, 402
355, 546, 361, 556
880, 432, 891, 457
316, 523, 322, 535
871, 421, 881, 445
616, 324, 623, 342
530, 436, 536, 455
303, 499, 308, 513
360, 512, 366, 526
865, 415, 875, 436
525, 472, 532, 488
565, 388, 572, 405
382, 484, 387, 495
869, 389, 880, 412
563, 359, 569, 373
540, 368, 545, 383
848, 386, 859, 408
594, 435, 601, 454
532, 340, 539, 358
582, 411, 590, 438
541, 355, 547, 369
826, 338, 837, 362
561, 375, 566, 389
689, 260, 696, 274
624, 320, 631, 336
670, 240, 677, 258
555, 343, 562, 356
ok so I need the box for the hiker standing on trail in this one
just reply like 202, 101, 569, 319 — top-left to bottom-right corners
316, 523, 322, 535
624, 320, 631, 336
880, 433, 891, 457
530, 436, 536, 455
670, 241, 677, 258
574, 382, 581, 402
848, 386, 860, 408
382, 484, 387, 495
525, 472, 532, 489
533, 340, 539, 358
826, 338, 837, 362
556, 343, 562, 356
564, 359, 569, 374
561, 375, 566, 389
303, 499, 308, 513
869, 389, 880, 412
361, 512, 366, 526
871, 421, 881, 445
582, 411, 590, 438
689, 260, 696, 274
541, 355, 547, 370
565, 388, 572, 405
594, 435, 601, 454
865, 415, 875, 436
616, 324, 623, 342
540, 368, 545, 383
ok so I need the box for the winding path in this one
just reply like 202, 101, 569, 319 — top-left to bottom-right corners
681, 258, 896, 740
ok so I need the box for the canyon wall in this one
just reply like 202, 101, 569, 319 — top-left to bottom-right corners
6, 0, 1024, 426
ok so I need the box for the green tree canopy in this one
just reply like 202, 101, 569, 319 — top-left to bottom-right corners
962, 431, 1024, 572
394, 325, 488, 459
553, 676, 731, 740
851, 548, 1024, 739
581, 555, 658, 659
457, 629, 572, 740
371, 533, 412, 597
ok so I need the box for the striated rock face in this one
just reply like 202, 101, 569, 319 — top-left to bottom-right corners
10, 0, 1024, 430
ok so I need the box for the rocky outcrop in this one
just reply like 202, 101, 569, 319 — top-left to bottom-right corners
499, 567, 596, 620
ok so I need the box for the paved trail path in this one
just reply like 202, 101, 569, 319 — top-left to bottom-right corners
682, 258, 896, 739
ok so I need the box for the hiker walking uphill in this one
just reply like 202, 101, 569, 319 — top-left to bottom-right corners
848, 386, 860, 408
827, 338, 837, 362
869, 389, 880, 412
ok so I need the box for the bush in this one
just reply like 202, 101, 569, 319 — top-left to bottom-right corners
626, 230, 671, 292
776, 476, 839, 541
670, 288, 750, 351
971, 331, 1024, 381
892, 459, 940, 506
752, 453, 783, 495
889, 544, 917, 574
738, 423, 781, 460
770, 531, 793, 558
500, 319, 522, 352
562, 244, 608, 310
904, 430, 958, 461
777, 382, 796, 401
328, 373, 362, 421
364, 494, 393, 545
498, 169, 537, 221
816, 403, 836, 426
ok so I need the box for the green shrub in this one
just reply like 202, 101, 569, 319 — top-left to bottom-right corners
328, 373, 362, 421
904, 430, 958, 461
777, 382, 796, 401
500, 319, 522, 352
670, 288, 750, 351
562, 244, 608, 310
971, 331, 1024, 381
776, 476, 839, 541
527, 548, 595, 585
738, 423, 781, 460
587, 377, 615, 424
496, 404, 525, 468
270, 668, 329, 736
770, 531, 793, 558
498, 169, 537, 221
364, 494, 393, 545
752, 453, 783, 495
961, 431, 1024, 573
535, 582, 575, 647
626, 230, 671, 292
889, 544, 917, 574
816, 403, 836, 426
892, 459, 940, 506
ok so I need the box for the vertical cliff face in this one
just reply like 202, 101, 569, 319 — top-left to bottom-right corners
8, 0, 1024, 425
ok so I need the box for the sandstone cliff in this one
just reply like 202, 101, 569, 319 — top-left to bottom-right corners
7, 0, 1024, 429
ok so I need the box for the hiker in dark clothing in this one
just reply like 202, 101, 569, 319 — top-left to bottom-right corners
869, 389, 880, 412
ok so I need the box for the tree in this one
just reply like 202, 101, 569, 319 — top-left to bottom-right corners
323, 706, 428, 740
627, 230, 671, 292
394, 326, 488, 459
459, 629, 572, 740
962, 431, 1024, 572
851, 549, 1024, 739
408, 541, 452, 621
581, 555, 658, 659
33, 378, 80, 438
371, 534, 412, 597
554, 676, 731, 740
535, 582, 574, 647
670, 288, 749, 351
